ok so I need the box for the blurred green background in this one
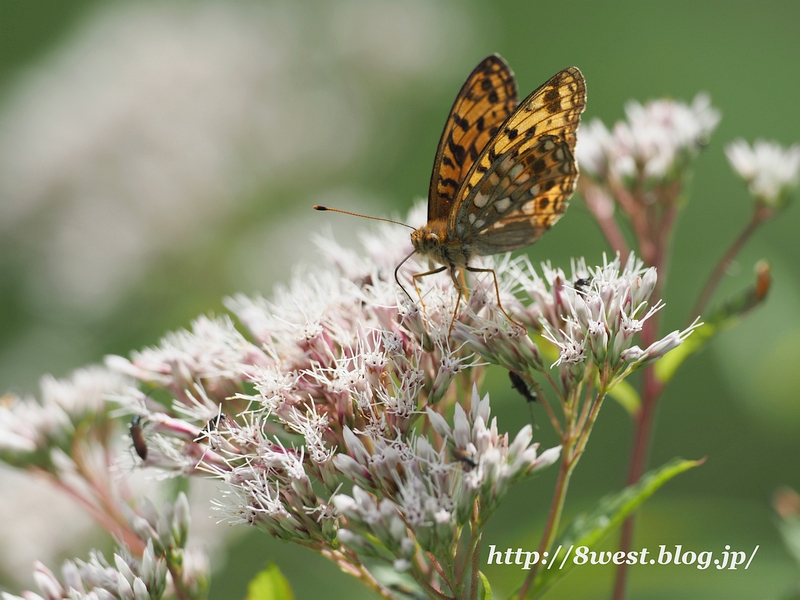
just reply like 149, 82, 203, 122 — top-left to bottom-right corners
1, 0, 799, 598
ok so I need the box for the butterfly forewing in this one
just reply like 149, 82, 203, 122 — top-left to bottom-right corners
428, 55, 518, 223
449, 67, 586, 253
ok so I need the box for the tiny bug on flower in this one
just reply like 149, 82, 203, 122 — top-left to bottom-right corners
574, 276, 593, 296
129, 415, 148, 461
509, 370, 538, 403
452, 447, 477, 471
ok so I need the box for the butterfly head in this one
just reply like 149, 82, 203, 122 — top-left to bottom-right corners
410, 223, 443, 255
411, 220, 471, 269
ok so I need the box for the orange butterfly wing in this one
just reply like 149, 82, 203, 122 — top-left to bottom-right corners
427, 55, 518, 224
448, 67, 586, 254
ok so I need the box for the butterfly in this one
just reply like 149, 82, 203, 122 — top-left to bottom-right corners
317, 55, 586, 327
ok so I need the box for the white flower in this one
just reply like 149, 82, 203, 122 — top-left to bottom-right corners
575, 118, 614, 179
726, 139, 800, 207
9, 535, 176, 600
0, 367, 132, 458
108, 315, 269, 393
579, 93, 720, 184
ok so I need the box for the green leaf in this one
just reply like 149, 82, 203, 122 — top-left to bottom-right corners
656, 260, 771, 384
530, 333, 559, 364
245, 563, 294, 600
478, 571, 493, 600
530, 457, 703, 596
606, 379, 641, 414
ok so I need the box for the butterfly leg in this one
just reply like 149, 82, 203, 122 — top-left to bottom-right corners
457, 269, 469, 299
465, 266, 525, 330
411, 265, 447, 315
447, 268, 467, 336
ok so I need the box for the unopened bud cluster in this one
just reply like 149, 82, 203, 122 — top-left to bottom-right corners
457, 255, 698, 391
1, 494, 205, 600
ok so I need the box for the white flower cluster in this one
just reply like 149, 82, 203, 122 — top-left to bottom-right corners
457, 254, 698, 390
1, 494, 204, 600
577, 93, 720, 184
335, 385, 559, 563
0, 367, 131, 463
0, 544, 167, 600
0, 201, 700, 597
726, 139, 800, 208
98, 204, 565, 580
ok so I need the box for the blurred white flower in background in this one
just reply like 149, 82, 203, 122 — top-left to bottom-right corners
725, 139, 800, 208
0, 0, 472, 315
0, 468, 95, 579
576, 93, 720, 183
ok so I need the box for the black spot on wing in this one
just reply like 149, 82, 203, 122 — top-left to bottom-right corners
448, 138, 467, 166
440, 177, 459, 190
531, 158, 546, 174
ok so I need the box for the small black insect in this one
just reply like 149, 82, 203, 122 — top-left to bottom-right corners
129, 415, 148, 461
574, 276, 593, 295
508, 370, 538, 403
452, 447, 477, 471
195, 413, 228, 443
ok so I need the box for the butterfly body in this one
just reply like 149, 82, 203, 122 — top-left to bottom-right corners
410, 55, 586, 315
411, 219, 472, 270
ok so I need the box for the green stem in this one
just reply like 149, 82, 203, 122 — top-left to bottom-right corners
516, 448, 574, 599
322, 549, 399, 600
690, 204, 772, 320
166, 560, 191, 600
469, 532, 482, 600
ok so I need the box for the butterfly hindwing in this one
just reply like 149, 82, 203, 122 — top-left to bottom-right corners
428, 55, 518, 223
449, 67, 586, 253
467, 135, 578, 253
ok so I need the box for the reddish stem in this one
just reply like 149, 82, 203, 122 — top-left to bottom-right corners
31, 466, 145, 554
615, 200, 771, 600
611, 354, 662, 599
611, 186, 668, 599
690, 204, 772, 319
579, 181, 630, 258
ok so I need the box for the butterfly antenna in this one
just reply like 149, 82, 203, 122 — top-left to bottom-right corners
313, 205, 416, 230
